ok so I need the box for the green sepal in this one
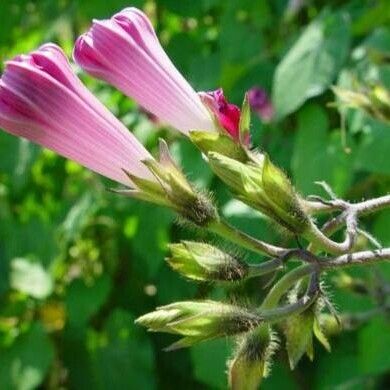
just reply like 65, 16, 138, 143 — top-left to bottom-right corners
239, 92, 251, 146
282, 306, 315, 369
313, 316, 331, 352
189, 130, 249, 162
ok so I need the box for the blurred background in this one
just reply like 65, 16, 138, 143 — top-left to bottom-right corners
0, 0, 389, 389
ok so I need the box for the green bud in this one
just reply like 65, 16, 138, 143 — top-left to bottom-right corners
229, 324, 278, 390
119, 139, 218, 226
136, 300, 262, 349
262, 154, 310, 233
189, 130, 248, 162
167, 241, 249, 282
207, 152, 309, 233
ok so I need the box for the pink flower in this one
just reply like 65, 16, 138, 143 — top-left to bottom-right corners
199, 88, 243, 143
0, 43, 153, 185
247, 87, 273, 122
73, 7, 215, 134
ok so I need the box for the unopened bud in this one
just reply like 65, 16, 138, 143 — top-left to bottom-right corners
124, 139, 218, 226
136, 300, 262, 350
207, 152, 309, 233
167, 241, 248, 282
229, 325, 278, 389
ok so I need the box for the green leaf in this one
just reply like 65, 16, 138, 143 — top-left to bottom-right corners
355, 118, 390, 174
65, 276, 111, 327
273, 11, 351, 119
129, 202, 173, 278
358, 318, 390, 376
191, 338, 230, 389
314, 332, 364, 390
292, 104, 354, 196
10, 258, 53, 299
59, 192, 100, 243
90, 309, 156, 390
0, 323, 54, 390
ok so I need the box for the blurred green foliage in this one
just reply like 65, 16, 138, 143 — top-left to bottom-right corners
0, 0, 389, 389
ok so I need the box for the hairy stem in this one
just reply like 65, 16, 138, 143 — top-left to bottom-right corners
303, 194, 390, 215
208, 219, 286, 257
260, 248, 390, 312
258, 273, 319, 322
260, 264, 317, 310
305, 211, 357, 255
247, 258, 284, 278
323, 248, 390, 269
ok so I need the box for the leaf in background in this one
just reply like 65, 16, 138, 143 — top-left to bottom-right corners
0, 323, 54, 390
355, 118, 390, 174
314, 333, 364, 390
262, 362, 299, 390
90, 309, 156, 390
129, 202, 173, 278
10, 258, 53, 299
191, 338, 230, 389
159, 0, 205, 16
65, 275, 111, 328
358, 317, 390, 376
1, 217, 57, 268
273, 11, 351, 119
292, 104, 354, 196
59, 192, 100, 243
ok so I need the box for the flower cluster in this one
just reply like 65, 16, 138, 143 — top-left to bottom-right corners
1, 6, 348, 388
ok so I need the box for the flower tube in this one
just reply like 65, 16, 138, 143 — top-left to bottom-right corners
0, 43, 153, 186
74, 7, 215, 134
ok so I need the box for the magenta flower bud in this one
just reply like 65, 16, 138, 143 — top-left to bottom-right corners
199, 88, 242, 143
73, 7, 215, 134
0, 44, 153, 185
247, 87, 274, 122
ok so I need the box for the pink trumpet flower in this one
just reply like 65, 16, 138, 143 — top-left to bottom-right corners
0, 43, 154, 186
73, 7, 215, 135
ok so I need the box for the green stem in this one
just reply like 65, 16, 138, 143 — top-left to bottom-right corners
260, 290, 319, 322
261, 264, 316, 310
208, 219, 286, 257
247, 258, 284, 278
